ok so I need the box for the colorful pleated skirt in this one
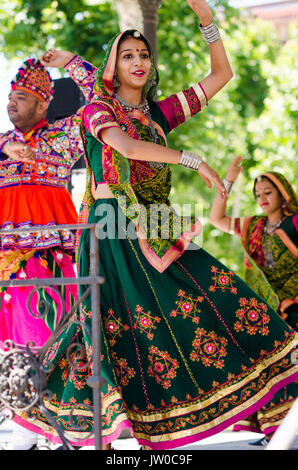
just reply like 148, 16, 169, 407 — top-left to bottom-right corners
13, 199, 298, 449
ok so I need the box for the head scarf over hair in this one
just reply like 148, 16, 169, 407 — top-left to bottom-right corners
254, 171, 298, 216
11, 58, 54, 103
241, 171, 298, 312
93, 29, 159, 102
79, 29, 201, 272
247, 171, 298, 263
81, 29, 162, 217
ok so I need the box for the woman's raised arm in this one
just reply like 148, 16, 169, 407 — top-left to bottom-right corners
187, 0, 233, 100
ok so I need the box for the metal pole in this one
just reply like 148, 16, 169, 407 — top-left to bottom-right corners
0, 222, 105, 450
88, 226, 102, 450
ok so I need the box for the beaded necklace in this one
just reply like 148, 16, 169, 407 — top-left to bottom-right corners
263, 217, 285, 269
114, 93, 165, 170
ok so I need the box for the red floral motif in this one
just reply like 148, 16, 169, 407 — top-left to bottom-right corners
104, 308, 129, 346
190, 328, 228, 369
148, 346, 179, 389
209, 266, 237, 294
111, 351, 136, 387
170, 289, 204, 323
134, 305, 161, 340
43, 338, 63, 362
58, 347, 93, 390
183, 87, 202, 116
234, 297, 270, 336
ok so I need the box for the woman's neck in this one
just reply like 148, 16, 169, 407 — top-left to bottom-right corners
116, 86, 143, 106
267, 209, 284, 226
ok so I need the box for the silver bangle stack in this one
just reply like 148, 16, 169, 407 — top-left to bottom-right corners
223, 178, 233, 194
179, 150, 203, 171
199, 20, 221, 44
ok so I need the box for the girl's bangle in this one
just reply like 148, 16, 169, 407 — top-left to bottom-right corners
199, 20, 221, 44
223, 178, 234, 194
179, 150, 203, 171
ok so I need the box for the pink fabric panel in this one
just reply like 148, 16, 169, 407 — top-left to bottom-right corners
83, 102, 119, 143
292, 214, 298, 232
0, 249, 77, 351
158, 82, 208, 132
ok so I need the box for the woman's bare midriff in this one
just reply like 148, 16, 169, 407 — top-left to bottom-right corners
92, 183, 115, 200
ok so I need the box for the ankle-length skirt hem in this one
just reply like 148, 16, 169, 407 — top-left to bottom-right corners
233, 392, 296, 437
10, 199, 298, 449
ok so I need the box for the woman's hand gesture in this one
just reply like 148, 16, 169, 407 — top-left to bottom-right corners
186, 0, 213, 23
40, 49, 75, 68
2, 142, 36, 164
198, 161, 228, 199
226, 156, 243, 183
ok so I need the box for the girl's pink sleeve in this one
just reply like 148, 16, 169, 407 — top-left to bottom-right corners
292, 214, 298, 233
83, 102, 120, 142
157, 82, 208, 132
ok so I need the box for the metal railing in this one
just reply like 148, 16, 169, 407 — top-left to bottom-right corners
1, 223, 297, 450
0, 223, 104, 450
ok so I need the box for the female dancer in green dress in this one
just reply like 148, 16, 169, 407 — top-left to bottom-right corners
14, 0, 298, 450
210, 156, 297, 444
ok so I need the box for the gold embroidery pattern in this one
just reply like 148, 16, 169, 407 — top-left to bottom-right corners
209, 266, 237, 294
111, 351, 136, 387
170, 289, 204, 323
234, 298, 270, 336
148, 345, 179, 389
104, 308, 129, 346
58, 349, 92, 391
190, 328, 228, 369
134, 305, 161, 340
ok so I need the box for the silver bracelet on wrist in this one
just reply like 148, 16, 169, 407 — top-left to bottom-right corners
179, 150, 203, 171
199, 20, 221, 44
223, 178, 233, 194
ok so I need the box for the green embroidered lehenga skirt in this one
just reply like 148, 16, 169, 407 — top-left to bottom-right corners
14, 198, 298, 449
233, 211, 298, 436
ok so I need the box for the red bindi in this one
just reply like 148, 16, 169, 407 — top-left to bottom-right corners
136, 49, 139, 52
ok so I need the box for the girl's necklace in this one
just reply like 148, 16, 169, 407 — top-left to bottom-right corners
114, 93, 150, 114
265, 217, 284, 234
263, 217, 285, 269
114, 93, 164, 169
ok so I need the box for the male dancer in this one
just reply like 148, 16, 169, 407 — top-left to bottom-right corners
0, 51, 97, 450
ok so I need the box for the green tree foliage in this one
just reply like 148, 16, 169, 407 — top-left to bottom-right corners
0, 1, 296, 276
0, 0, 118, 65
155, 5, 297, 273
